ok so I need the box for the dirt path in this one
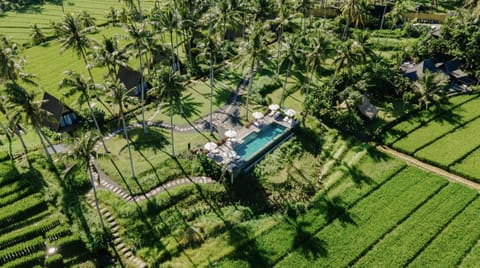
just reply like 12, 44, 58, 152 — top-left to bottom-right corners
376, 145, 480, 191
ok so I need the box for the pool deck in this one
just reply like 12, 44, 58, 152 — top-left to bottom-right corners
210, 112, 296, 174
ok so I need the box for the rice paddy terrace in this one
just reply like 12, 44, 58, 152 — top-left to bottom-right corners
0, 162, 87, 267
384, 93, 480, 183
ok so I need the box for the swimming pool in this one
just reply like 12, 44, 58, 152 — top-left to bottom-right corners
234, 123, 288, 161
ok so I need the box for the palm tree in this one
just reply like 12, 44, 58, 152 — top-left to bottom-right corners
340, 0, 369, 40
125, 21, 151, 133
273, 0, 298, 75
0, 36, 30, 84
237, 21, 272, 121
57, 13, 96, 83
415, 71, 448, 109
92, 36, 129, 81
5, 83, 55, 164
211, 0, 242, 74
57, 13, 113, 117
334, 32, 375, 74
30, 24, 45, 45
59, 70, 109, 153
278, 32, 302, 107
65, 131, 106, 232
152, 7, 181, 73
295, 0, 314, 32
0, 94, 30, 161
305, 32, 333, 98
150, 66, 186, 157
104, 80, 136, 178
198, 31, 221, 134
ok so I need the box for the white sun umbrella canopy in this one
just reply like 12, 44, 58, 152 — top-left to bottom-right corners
252, 111, 264, 120
285, 109, 296, 117
204, 142, 218, 151
269, 104, 280, 111
225, 129, 237, 138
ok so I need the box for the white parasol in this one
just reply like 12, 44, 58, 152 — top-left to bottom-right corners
268, 104, 280, 111
225, 129, 237, 138
285, 109, 296, 117
204, 142, 218, 151
252, 112, 264, 120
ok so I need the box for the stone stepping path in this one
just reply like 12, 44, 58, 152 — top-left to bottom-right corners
86, 192, 148, 268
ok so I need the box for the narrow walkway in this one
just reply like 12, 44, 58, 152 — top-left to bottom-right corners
86, 191, 148, 268
376, 145, 480, 191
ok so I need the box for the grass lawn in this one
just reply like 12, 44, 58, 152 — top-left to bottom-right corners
95, 127, 208, 195
142, 73, 238, 126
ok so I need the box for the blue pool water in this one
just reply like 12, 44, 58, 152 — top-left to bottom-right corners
234, 123, 287, 161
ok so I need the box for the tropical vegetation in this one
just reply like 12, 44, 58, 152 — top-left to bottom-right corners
0, 0, 480, 266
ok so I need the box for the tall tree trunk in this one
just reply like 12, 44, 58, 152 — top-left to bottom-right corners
87, 165, 107, 231
80, 49, 114, 117
86, 95, 109, 153
174, 32, 181, 74
34, 126, 52, 164
40, 128, 58, 155
209, 55, 215, 134
120, 106, 136, 178
139, 50, 147, 134
15, 128, 29, 158
0, 124, 13, 161
245, 58, 255, 122
170, 103, 175, 156
302, 68, 316, 123
342, 17, 350, 41
280, 61, 291, 107
170, 31, 176, 71
276, 25, 283, 76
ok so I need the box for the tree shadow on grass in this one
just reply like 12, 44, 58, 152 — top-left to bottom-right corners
291, 220, 328, 260
127, 128, 169, 153
311, 196, 357, 226
224, 224, 270, 268
294, 126, 325, 157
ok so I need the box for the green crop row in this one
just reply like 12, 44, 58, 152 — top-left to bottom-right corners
415, 117, 480, 168
0, 193, 46, 229
450, 147, 480, 182
0, 217, 60, 250
384, 94, 479, 145
408, 197, 480, 268
0, 210, 51, 236
0, 236, 44, 265
0, 179, 29, 198
354, 183, 477, 267
51, 235, 83, 258
2, 251, 44, 268
459, 240, 480, 267
211, 152, 406, 267
45, 225, 72, 242
0, 186, 33, 207
276, 168, 447, 268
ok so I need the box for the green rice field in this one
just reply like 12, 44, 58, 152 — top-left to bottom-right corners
384, 93, 480, 182
97, 129, 480, 267
0, 0, 155, 44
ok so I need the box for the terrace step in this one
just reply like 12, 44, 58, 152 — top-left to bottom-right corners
113, 237, 122, 244
111, 225, 120, 232
120, 247, 130, 255
116, 243, 126, 250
